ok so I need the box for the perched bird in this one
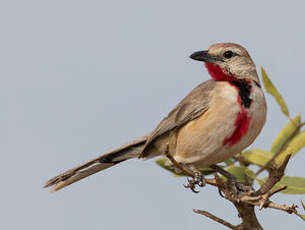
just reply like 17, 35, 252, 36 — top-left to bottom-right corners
44, 43, 267, 193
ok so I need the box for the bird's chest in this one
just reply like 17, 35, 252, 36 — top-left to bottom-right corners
214, 81, 266, 148
171, 80, 266, 165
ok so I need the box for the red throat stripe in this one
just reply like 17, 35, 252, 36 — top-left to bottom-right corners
205, 62, 237, 81
204, 63, 251, 146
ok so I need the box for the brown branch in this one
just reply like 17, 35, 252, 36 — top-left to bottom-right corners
164, 145, 304, 229
198, 174, 263, 230
264, 201, 305, 221
193, 209, 239, 230
268, 185, 288, 197
256, 186, 288, 210
230, 186, 302, 217
256, 122, 305, 176
255, 154, 291, 195
233, 203, 263, 230
266, 202, 298, 214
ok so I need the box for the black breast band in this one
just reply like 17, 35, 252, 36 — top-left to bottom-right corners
230, 81, 252, 108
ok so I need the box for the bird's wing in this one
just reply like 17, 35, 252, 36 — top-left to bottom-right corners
140, 79, 216, 157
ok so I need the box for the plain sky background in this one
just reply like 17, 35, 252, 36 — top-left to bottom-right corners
1, 0, 305, 229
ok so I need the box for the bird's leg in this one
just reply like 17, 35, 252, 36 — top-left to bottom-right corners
183, 165, 205, 193
210, 165, 237, 180
210, 165, 254, 196
164, 150, 205, 193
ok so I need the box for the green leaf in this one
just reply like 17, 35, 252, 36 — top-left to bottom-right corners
275, 130, 305, 164
223, 165, 255, 184
242, 149, 273, 167
259, 176, 305, 194
261, 67, 290, 118
155, 158, 180, 176
276, 176, 305, 194
155, 158, 215, 177
298, 201, 305, 220
224, 159, 235, 166
301, 200, 305, 210
270, 115, 301, 154
246, 172, 265, 185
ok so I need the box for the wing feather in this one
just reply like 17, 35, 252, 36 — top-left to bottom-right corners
140, 79, 216, 157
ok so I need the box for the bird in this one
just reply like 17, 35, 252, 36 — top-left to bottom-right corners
44, 43, 267, 193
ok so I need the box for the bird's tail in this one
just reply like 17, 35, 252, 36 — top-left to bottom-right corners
44, 136, 147, 192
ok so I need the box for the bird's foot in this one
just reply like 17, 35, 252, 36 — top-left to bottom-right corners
163, 151, 205, 193
210, 164, 254, 197
184, 171, 205, 193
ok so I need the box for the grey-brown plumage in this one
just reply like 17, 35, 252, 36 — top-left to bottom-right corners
44, 43, 266, 192
44, 136, 147, 192
140, 80, 215, 158
44, 80, 215, 192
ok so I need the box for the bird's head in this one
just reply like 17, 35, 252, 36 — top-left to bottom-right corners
190, 43, 260, 85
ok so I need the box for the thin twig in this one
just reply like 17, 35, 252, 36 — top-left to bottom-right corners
193, 209, 239, 230
266, 202, 298, 214
257, 185, 287, 210
269, 186, 287, 197
255, 154, 291, 195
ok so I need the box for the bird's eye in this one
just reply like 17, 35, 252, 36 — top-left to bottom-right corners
223, 50, 234, 59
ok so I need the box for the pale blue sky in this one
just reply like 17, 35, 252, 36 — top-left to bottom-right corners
1, 0, 305, 229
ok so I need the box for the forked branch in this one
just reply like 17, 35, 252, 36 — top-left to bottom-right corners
165, 152, 304, 230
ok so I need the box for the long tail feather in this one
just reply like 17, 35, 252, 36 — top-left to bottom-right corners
44, 136, 147, 192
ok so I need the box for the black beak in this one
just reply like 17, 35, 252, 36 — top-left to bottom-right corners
190, 50, 223, 63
